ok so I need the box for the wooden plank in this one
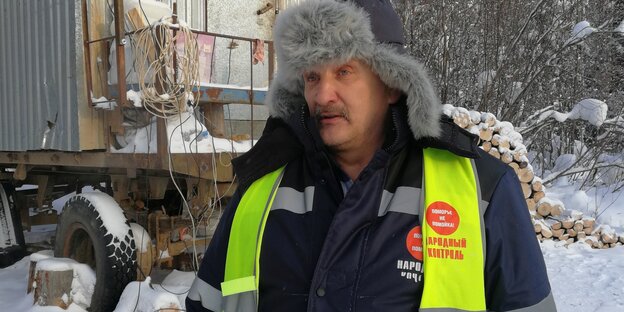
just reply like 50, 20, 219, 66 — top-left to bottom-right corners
202, 103, 226, 138
78, 0, 108, 151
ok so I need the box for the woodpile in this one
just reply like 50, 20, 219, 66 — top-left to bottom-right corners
444, 104, 623, 249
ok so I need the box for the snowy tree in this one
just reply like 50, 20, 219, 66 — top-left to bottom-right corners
393, 0, 624, 189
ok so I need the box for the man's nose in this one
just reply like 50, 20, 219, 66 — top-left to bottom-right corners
314, 78, 339, 106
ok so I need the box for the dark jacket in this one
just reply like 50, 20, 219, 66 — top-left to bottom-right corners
186, 103, 555, 312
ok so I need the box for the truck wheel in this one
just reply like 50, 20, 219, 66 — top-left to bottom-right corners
0, 182, 27, 268
54, 193, 136, 312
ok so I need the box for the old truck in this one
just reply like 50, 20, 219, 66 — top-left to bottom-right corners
0, 0, 288, 310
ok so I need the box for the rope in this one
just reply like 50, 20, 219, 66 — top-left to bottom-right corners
132, 17, 199, 119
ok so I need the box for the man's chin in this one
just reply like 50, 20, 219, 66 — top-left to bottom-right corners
319, 133, 344, 149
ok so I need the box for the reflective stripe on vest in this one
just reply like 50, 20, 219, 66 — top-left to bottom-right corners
223, 149, 486, 311
221, 166, 285, 311
421, 148, 486, 312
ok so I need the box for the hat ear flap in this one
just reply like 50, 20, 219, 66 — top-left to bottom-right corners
369, 46, 442, 139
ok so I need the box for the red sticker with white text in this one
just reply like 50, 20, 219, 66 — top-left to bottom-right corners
426, 201, 460, 235
405, 226, 423, 261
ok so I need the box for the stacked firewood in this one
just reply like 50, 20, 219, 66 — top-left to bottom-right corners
443, 105, 542, 206
444, 104, 622, 248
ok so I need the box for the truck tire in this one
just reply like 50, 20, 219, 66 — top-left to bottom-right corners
54, 193, 136, 312
0, 182, 27, 268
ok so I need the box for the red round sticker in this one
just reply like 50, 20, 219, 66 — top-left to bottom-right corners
426, 201, 460, 235
406, 226, 423, 261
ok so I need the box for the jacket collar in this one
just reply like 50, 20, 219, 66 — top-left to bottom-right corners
232, 105, 480, 191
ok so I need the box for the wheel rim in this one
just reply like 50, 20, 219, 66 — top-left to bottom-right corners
63, 223, 97, 269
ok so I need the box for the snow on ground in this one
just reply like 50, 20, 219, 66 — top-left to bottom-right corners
542, 241, 624, 311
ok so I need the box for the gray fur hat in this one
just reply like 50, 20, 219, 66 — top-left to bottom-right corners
267, 0, 442, 140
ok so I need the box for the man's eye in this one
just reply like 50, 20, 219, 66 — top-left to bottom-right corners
305, 74, 318, 82
338, 69, 351, 76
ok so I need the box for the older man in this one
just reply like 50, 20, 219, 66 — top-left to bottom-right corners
186, 0, 556, 311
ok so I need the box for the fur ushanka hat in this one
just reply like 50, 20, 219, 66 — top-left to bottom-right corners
267, 0, 442, 140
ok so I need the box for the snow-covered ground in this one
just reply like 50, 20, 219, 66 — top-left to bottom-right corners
0, 178, 622, 311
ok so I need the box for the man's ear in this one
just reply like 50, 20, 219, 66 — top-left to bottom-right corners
387, 88, 402, 105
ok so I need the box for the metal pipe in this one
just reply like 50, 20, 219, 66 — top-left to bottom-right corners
204, 0, 208, 32
250, 41, 254, 145
86, 26, 268, 45
114, 0, 127, 107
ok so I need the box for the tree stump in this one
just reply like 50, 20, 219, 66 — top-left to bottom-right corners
33, 268, 74, 309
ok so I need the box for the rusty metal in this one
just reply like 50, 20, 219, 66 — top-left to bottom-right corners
256, 3, 274, 15
113, 0, 128, 107
82, 0, 94, 109
0, 151, 235, 182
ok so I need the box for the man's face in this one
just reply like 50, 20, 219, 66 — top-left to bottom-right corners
303, 59, 400, 154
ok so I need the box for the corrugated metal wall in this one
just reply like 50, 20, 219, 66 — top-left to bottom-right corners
0, 0, 80, 151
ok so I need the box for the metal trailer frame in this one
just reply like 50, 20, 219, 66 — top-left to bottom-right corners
0, 0, 274, 281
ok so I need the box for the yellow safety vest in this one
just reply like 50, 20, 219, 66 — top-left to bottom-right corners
221, 148, 486, 311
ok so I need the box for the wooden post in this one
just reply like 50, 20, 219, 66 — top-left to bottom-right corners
113, 0, 127, 107
202, 103, 226, 138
